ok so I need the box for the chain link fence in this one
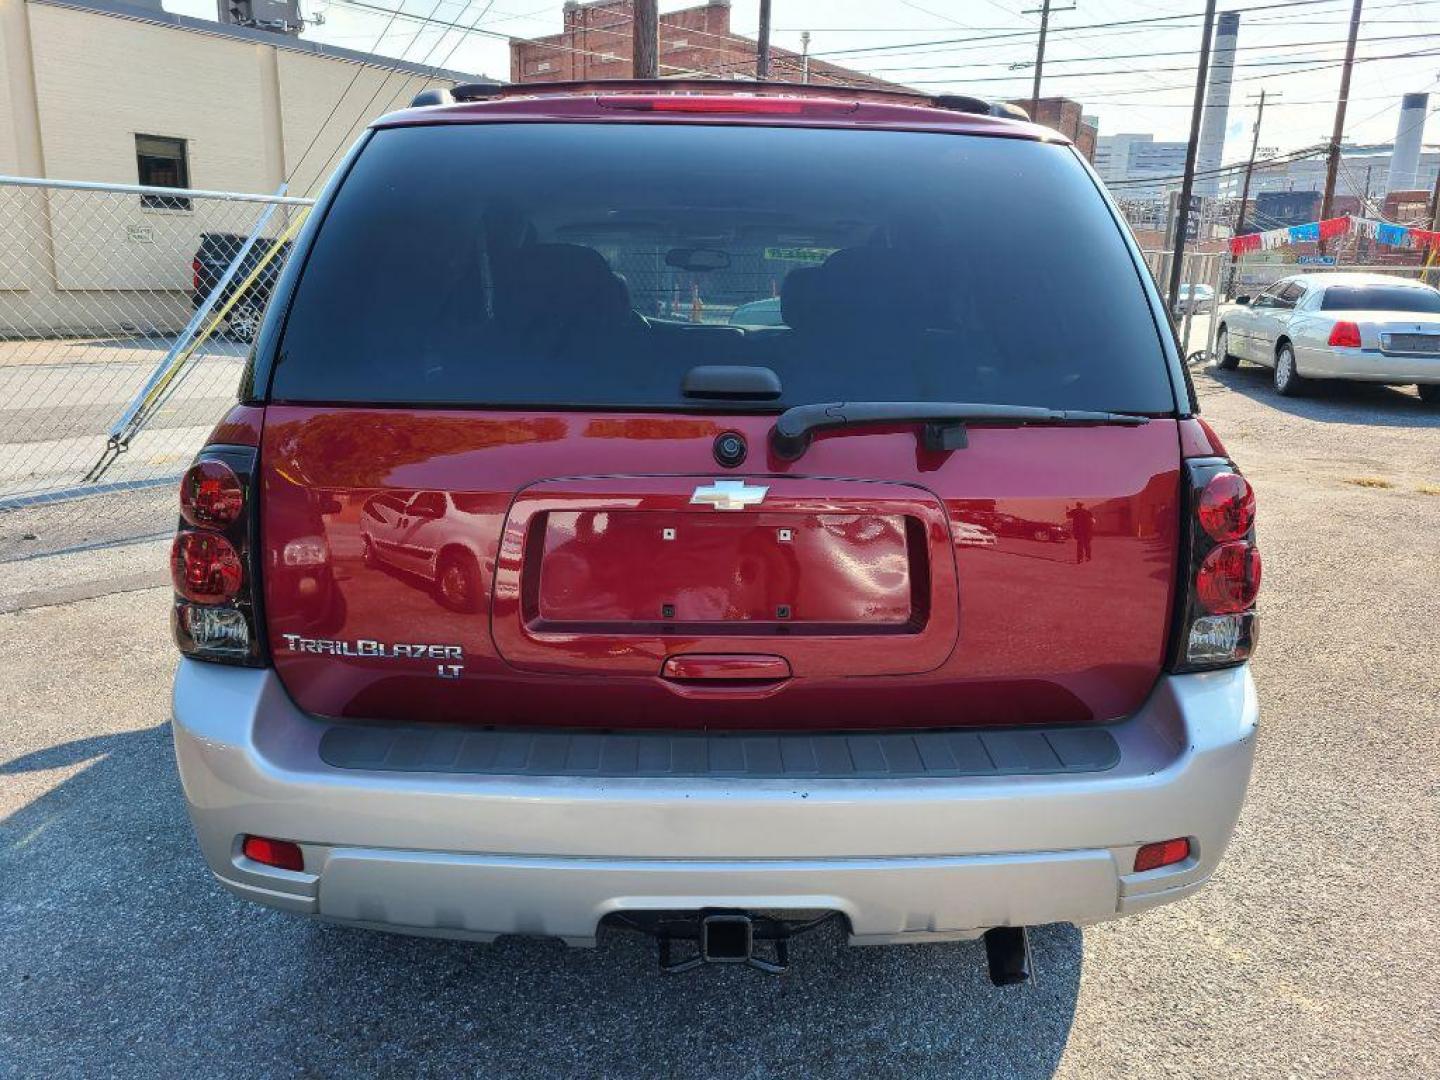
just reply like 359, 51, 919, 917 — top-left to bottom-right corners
0, 176, 312, 562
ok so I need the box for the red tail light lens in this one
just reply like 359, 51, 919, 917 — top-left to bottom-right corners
1197, 472, 1255, 541
242, 835, 305, 872
1328, 321, 1362, 348
192, 256, 202, 292
601, 95, 857, 115
1134, 838, 1190, 872
1196, 541, 1262, 614
171, 531, 243, 603
179, 459, 244, 529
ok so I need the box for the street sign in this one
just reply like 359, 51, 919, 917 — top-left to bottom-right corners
1296, 255, 1337, 266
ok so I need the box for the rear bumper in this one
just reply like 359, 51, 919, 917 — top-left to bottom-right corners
171, 661, 1258, 946
1299, 345, 1440, 383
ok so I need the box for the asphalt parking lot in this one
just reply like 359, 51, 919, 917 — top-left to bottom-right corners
2, 362, 1437, 1078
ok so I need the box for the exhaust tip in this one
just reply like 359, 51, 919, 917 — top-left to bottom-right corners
983, 926, 1033, 987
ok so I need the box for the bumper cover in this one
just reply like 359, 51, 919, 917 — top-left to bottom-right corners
171, 662, 1258, 945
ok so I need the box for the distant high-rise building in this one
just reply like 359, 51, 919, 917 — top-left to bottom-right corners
1094, 133, 1189, 199
1195, 11, 1240, 198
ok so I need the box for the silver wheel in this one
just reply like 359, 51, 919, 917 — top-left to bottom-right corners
1216, 327, 1239, 370
228, 303, 261, 343
1274, 344, 1307, 397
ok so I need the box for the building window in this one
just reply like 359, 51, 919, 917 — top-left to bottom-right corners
531, 60, 553, 74
135, 134, 191, 210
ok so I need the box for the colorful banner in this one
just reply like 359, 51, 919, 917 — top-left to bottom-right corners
1230, 214, 1440, 256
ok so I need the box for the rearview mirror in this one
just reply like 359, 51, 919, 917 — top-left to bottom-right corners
1233, 294, 1251, 306
666, 247, 731, 272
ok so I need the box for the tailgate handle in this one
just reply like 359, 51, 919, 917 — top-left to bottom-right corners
661, 654, 792, 683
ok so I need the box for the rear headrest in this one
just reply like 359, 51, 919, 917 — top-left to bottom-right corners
780, 266, 823, 330
814, 247, 944, 329
497, 243, 631, 331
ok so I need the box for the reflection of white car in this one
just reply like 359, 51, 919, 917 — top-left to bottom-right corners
1217, 272, 1440, 400
954, 522, 998, 547
728, 297, 784, 327
359, 491, 489, 610
1174, 284, 1214, 315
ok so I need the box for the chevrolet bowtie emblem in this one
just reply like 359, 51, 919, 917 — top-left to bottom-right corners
690, 479, 769, 511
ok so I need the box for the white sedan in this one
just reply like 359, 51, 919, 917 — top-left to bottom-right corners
1216, 272, 1440, 402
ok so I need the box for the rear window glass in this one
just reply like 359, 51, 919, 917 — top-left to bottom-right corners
273, 123, 1174, 412
1320, 285, 1440, 313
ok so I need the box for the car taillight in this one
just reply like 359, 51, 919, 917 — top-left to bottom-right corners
172, 532, 243, 602
172, 440, 265, 665
1196, 472, 1254, 541
599, 95, 858, 116
179, 459, 244, 528
1328, 321, 1362, 348
192, 256, 202, 292
1168, 454, 1261, 672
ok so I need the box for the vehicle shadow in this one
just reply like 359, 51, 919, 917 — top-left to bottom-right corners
2, 726, 1083, 1078
1196, 361, 1440, 428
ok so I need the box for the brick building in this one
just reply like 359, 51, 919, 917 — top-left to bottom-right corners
510, 0, 907, 92
510, 2, 1101, 159
1011, 97, 1098, 161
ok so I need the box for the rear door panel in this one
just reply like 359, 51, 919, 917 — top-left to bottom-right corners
261, 407, 1181, 730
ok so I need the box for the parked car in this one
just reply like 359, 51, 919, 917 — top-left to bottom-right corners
168, 82, 1261, 984
190, 232, 291, 343
1217, 272, 1440, 400
1174, 283, 1215, 316
728, 296, 784, 327
359, 490, 493, 612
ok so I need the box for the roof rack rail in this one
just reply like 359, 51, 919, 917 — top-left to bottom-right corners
409, 79, 1030, 122
932, 94, 1029, 121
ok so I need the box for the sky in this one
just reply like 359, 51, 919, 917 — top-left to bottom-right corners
164, 0, 1440, 163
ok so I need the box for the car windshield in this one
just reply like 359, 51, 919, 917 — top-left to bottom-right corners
1319, 285, 1440, 313
273, 122, 1175, 413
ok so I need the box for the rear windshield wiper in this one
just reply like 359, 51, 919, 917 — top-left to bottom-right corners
771, 401, 1151, 461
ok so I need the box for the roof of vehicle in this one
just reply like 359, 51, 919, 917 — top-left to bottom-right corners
1279, 271, 1440, 290
373, 80, 1060, 143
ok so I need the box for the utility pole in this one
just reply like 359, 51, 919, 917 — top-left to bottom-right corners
1228, 88, 1272, 296
633, 0, 657, 79
757, 0, 772, 79
800, 30, 811, 83
1425, 164, 1440, 285
1168, 0, 1218, 313
1318, 0, 1364, 254
1023, 0, 1076, 119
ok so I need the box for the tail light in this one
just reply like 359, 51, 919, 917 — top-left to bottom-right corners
192, 256, 202, 293
1168, 448, 1261, 672
599, 95, 858, 116
1327, 321, 1362, 348
172, 437, 266, 665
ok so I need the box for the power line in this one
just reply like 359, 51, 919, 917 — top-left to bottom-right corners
859, 30, 1440, 73
811, 0, 1358, 59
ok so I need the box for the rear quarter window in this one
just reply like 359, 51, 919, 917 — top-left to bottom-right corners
272, 122, 1175, 414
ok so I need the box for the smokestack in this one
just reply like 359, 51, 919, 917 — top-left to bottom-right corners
1194, 11, 1240, 198
1387, 93, 1429, 192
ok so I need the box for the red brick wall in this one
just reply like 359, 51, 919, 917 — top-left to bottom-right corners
1007, 97, 1096, 161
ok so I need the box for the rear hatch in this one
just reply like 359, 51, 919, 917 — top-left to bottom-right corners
257, 112, 1185, 731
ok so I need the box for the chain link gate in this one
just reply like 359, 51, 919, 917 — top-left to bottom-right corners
0, 177, 313, 561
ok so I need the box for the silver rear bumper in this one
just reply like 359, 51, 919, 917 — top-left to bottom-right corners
171, 661, 1258, 945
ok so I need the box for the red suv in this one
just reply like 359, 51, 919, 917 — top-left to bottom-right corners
169, 83, 1260, 982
